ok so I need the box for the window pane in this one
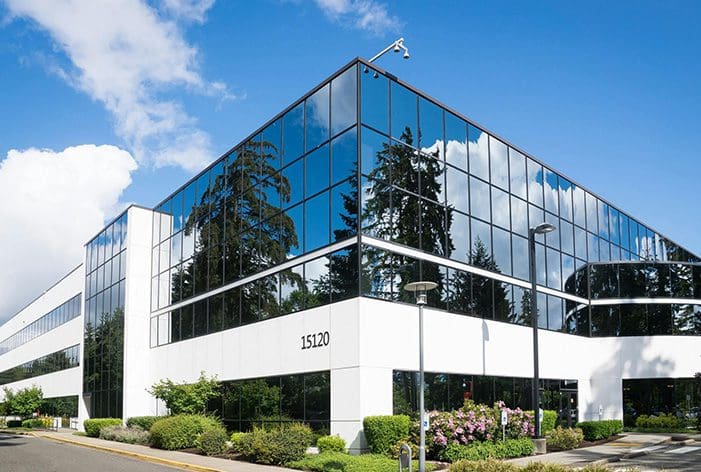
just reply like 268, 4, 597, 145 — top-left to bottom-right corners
391, 82, 417, 146
560, 220, 574, 255
509, 148, 527, 200
305, 144, 330, 197
331, 65, 357, 135
470, 218, 491, 260
489, 136, 508, 190
449, 211, 469, 263
468, 125, 489, 181
305, 191, 330, 252
282, 157, 304, 208
544, 169, 559, 215
262, 118, 282, 170
446, 167, 468, 214
306, 84, 330, 151
469, 177, 490, 222
547, 247, 561, 290
360, 66, 388, 133
492, 227, 511, 275
419, 97, 443, 157
283, 103, 304, 163
512, 234, 529, 280
445, 113, 467, 171
559, 177, 573, 222
527, 159, 543, 207
511, 196, 528, 237
331, 127, 357, 185
331, 179, 356, 242
492, 187, 510, 230
598, 201, 609, 240
421, 198, 447, 257
547, 296, 563, 331
585, 192, 598, 234
361, 126, 389, 179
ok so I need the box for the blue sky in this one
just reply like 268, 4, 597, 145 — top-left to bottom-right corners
0, 0, 699, 321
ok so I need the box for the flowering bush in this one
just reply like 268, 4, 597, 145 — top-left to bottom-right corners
425, 400, 534, 458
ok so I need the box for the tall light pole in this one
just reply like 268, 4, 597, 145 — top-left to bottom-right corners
529, 222, 556, 441
404, 280, 437, 472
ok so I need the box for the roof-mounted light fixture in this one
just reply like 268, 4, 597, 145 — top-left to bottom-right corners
364, 37, 410, 77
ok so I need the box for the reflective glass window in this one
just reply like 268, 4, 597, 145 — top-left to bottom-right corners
420, 198, 447, 256
562, 255, 575, 292
328, 248, 359, 302
183, 181, 196, 227
560, 220, 574, 256
620, 214, 631, 252
544, 169, 559, 215
361, 126, 389, 179
526, 159, 543, 207
420, 153, 445, 204
572, 185, 586, 228
331, 65, 357, 135
361, 66, 388, 134
673, 304, 700, 335
694, 265, 701, 298
574, 226, 587, 260
510, 196, 528, 237
470, 217, 491, 260
280, 264, 305, 314
469, 177, 490, 222
558, 177, 573, 222
262, 118, 282, 171
591, 306, 620, 337
609, 207, 620, 245
544, 212, 560, 251
492, 187, 510, 230
646, 264, 671, 297
468, 125, 489, 181
419, 97, 443, 157
528, 204, 544, 232
305, 191, 330, 251
305, 256, 330, 308
509, 148, 527, 200
331, 127, 357, 184
445, 113, 467, 171
547, 295, 563, 331
489, 137, 509, 190
647, 304, 672, 335
284, 204, 303, 259
306, 84, 330, 151
588, 233, 600, 261
391, 82, 417, 145
585, 192, 598, 234
512, 234, 529, 280
547, 247, 561, 290
331, 179, 356, 242
449, 211, 470, 263
446, 166, 468, 214
283, 103, 304, 163
536, 243, 546, 286
598, 201, 609, 240
259, 273, 280, 321
305, 144, 330, 197
492, 227, 511, 275
282, 157, 304, 208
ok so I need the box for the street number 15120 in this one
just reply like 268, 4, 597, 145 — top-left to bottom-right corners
301, 331, 330, 350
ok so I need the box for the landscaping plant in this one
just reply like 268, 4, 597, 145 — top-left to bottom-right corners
99, 425, 150, 445
362, 415, 410, 455
83, 418, 123, 437
195, 425, 229, 456
316, 434, 346, 453
149, 414, 221, 450
547, 427, 583, 450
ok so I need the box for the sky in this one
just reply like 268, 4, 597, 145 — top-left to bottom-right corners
0, 0, 699, 324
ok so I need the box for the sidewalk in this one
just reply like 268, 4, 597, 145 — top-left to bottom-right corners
33, 430, 290, 472
508, 433, 696, 468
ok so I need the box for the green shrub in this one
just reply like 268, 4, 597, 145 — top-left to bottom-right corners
126, 416, 163, 431
547, 426, 583, 450
316, 434, 346, 453
7, 420, 23, 428
240, 423, 314, 465
149, 414, 221, 450
576, 420, 623, 441
525, 410, 557, 434
449, 459, 519, 472
363, 415, 410, 455
635, 413, 683, 429
98, 425, 150, 445
84, 418, 123, 437
441, 438, 535, 462
230, 431, 253, 455
21, 418, 46, 429
288, 451, 436, 472
196, 425, 229, 456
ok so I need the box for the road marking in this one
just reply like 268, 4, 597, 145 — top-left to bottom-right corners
631, 445, 667, 453
666, 446, 701, 454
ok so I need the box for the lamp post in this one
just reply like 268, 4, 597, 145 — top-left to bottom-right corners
528, 222, 556, 440
404, 280, 437, 472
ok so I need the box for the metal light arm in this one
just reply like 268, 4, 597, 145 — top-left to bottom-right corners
368, 37, 410, 63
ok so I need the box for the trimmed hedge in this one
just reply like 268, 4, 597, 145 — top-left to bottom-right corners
547, 427, 583, 450
149, 414, 221, 450
237, 423, 314, 465
440, 438, 535, 462
21, 418, 47, 429
363, 415, 410, 455
99, 425, 150, 445
317, 434, 346, 453
288, 452, 436, 472
84, 418, 123, 438
448, 461, 613, 472
126, 416, 163, 431
230, 431, 252, 455
7, 420, 23, 428
635, 413, 683, 430
196, 425, 229, 456
576, 420, 623, 441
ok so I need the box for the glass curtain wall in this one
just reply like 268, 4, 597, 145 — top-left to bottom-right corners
83, 213, 127, 418
0, 345, 80, 385
149, 64, 359, 346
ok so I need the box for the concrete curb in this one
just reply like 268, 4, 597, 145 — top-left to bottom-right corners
37, 433, 224, 472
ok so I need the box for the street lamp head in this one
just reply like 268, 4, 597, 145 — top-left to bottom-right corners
531, 222, 556, 235
404, 281, 438, 305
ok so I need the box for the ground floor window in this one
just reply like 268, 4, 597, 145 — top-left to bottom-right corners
207, 371, 330, 433
40, 395, 79, 417
623, 378, 699, 426
393, 370, 578, 425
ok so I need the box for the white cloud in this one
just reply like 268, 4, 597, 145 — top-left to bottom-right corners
0, 144, 137, 324
4, 0, 233, 172
313, 0, 401, 35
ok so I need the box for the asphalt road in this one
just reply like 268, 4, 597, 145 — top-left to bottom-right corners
0, 433, 181, 472
614, 442, 701, 471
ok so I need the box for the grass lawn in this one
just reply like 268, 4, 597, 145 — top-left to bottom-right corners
287, 452, 439, 472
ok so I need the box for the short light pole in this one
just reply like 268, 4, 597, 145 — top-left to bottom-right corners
529, 222, 556, 440
404, 281, 437, 472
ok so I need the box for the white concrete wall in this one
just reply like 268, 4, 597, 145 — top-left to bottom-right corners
0, 265, 83, 403
122, 207, 156, 421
